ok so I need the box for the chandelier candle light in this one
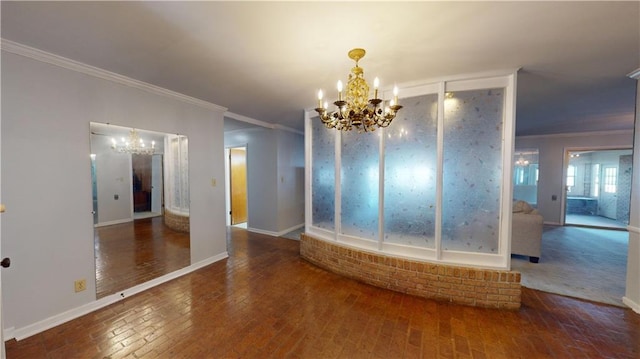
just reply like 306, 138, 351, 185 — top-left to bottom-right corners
315, 48, 402, 132
111, 128, 156, 155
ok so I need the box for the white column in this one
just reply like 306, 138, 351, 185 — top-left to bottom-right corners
624, 68, 640, 313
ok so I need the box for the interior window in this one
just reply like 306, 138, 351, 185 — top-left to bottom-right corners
591, 164, 600, 197
513, 149, 539, 206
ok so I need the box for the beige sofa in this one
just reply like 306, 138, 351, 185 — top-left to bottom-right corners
511, 200, 543, 263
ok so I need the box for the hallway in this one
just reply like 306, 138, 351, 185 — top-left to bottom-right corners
6, 227, 639, 358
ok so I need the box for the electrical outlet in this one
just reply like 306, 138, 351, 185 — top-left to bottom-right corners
74, 279, 87, 293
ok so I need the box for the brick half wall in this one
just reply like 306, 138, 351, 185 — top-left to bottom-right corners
164, 209, 190, 233
300, 233, 521, 310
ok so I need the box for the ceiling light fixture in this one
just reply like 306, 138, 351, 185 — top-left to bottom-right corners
515, 156, 530, 166
315, 48, 402, 132
111, 128, 155, 155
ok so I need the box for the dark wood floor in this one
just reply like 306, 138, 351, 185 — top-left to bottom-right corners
95, 216, 190, 298
7, 227, 639, 358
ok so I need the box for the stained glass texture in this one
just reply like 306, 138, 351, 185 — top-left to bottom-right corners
311, 118, 335, 230
442, 89, 504, 253
341, 130, 379, 240
383, 94, 438, 247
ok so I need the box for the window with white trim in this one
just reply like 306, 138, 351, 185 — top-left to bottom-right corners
566, 165, 576, 192
604, 166, 617, 193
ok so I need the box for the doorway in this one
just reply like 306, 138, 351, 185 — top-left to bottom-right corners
132, 153, 163, 219
228, 147, 248, 226
564, 148, 633, 230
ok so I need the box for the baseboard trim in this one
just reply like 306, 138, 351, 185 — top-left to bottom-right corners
247, 227, 279, 237
94, 218, 133, 227
277, 223, 304, 237
627, 225, 640, 234
246, 223, 304, 238
623, 296, 640, 314
5, 252, 228, 341
543, 221, 561, 226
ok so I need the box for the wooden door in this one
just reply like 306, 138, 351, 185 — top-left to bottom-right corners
230, 148, 248, 224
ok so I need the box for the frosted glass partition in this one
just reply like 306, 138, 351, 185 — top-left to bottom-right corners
384, 94, 438, 247
166, 134, 189, 215
305, 72, 516, 269
341, 130, 379, 240
442, 89, 504, 253
311, 118, 335, 230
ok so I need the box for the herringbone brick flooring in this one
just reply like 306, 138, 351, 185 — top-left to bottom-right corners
95, 216, 190, 298
6, 227, 639, 358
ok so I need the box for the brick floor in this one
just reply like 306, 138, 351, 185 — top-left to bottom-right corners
6, 227, 639, 358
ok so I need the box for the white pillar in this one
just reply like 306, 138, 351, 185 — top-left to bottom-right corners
624, 68, 640, 313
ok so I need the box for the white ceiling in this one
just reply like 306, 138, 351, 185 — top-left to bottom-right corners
2, 2, 638, 136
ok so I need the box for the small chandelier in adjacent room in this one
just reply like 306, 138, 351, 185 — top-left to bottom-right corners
515, 156, 530, 166
315, 48, 402, 132
111, 128, 155, 155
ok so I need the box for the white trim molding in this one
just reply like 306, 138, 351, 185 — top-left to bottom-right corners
94, 218, 133, 228
246, 223, 304, 238
517, 129, 634, 140
4, 252, 229, 341
623, 297, 640, 314
627, 68, 640, 79
225, 111, 303, 135
1, 38, 227, 113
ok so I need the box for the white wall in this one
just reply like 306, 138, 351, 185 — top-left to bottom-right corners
90, 133, 132, 225
624, 75, 640, 312
225, 127, 278, 232
1, 50, 227, 333
276, 129, 305, 232
224, 126, 305, 234
516, 131, 634, 224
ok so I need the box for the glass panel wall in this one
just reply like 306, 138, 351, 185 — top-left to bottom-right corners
513, 149, 539, 207
311, 118, 335, 230
165, 134, 189, 215
383, 94, 438, 247
441, 89, 504, 253
306, 73, 515, 268
340, 130, 379, 240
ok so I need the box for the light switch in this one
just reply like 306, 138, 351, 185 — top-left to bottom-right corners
211, 178, 217, 187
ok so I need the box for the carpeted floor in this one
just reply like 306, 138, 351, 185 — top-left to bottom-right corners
281, 226, 304, 241
511, 226, 628, 307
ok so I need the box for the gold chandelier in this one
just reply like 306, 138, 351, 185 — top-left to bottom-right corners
315, 48, 402, 132
111, 128, 156, 155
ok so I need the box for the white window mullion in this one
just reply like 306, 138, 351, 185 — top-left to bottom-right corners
378, 128, 385, 251
435, 82, 445, 260
334, 129, 342, 241
304, 112, 313, 231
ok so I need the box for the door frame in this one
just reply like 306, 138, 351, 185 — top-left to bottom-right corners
562, 146, 633, 227
0, 94, 5, 356
224, 145, 249, 226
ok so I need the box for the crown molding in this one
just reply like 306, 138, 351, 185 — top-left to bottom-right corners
1, 38, 227, 113
627, 68, 640, 80
225, 111, 303, 135
516, 129, 634, 140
